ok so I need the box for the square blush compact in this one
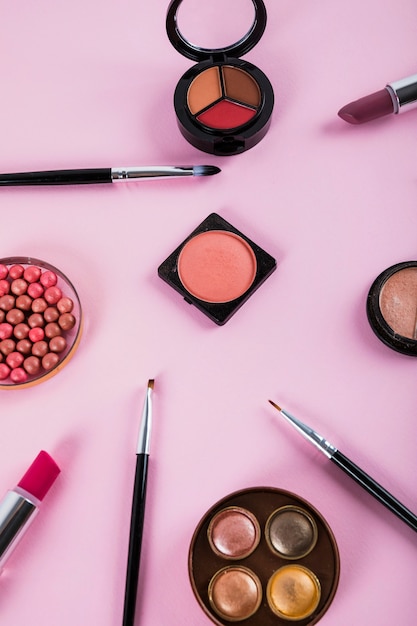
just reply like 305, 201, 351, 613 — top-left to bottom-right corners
166, 0, 274, 155
158, 213, 276, 325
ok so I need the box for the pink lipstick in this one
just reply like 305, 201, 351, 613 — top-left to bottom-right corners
338, 73, 417, 124
0, 451, 60, 571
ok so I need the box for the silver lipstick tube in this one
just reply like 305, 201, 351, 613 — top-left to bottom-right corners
0, 489, 39, 571
387, 73, 417, 113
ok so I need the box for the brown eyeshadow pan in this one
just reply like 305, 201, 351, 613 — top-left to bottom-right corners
189, 487, 340, 626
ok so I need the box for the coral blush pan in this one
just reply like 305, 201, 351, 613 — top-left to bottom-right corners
338, 73, 417, 124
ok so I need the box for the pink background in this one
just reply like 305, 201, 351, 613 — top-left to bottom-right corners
0, 0, 416, 624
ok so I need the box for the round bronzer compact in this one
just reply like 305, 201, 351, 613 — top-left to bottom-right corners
367, 261, 417, 356
189, 487, 340, 625
0, 256, 82, 388
157, 213, 276, 325
166, 0, 274, 155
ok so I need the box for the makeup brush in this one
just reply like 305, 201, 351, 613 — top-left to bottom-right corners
0, 165, 221, 186
123, 379, 154, 626
268, 400, 417, 533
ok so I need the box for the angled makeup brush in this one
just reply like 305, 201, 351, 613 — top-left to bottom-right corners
0, 164, 221, 186
269, 400, 417, 533
123, 379, 154, 626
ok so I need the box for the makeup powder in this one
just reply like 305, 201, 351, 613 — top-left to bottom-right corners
266, 506, 318, 559
208, 507, 260, 559
177, 230, 257, 303
158, 213, 276, 325
379, 267, 417, 339
189, 487, 340, 625
166, 0, 274, 155
267, 565, 321, 621
366, 261, 417, 356
209, 566, 262, 621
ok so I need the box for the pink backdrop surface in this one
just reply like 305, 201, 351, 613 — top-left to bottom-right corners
0, 1, 416, 624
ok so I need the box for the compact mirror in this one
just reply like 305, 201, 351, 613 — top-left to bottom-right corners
176, 0, 256, 50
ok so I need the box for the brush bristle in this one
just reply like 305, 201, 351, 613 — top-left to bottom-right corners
148, 379, 154, 389
269, 400, 281, 411
193, 165, 221, 176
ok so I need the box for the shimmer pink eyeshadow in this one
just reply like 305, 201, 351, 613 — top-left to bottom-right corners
208, 507, 260, 559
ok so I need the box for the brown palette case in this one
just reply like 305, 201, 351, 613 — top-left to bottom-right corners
189, 487, 340, 625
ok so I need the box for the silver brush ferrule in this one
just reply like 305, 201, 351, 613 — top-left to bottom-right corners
136, 384, 153, 455
111, 166, 193, 181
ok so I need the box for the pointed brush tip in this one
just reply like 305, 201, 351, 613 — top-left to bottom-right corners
268, 399, 282, 411
148, 379, 155, 389
193, 165, 221, 176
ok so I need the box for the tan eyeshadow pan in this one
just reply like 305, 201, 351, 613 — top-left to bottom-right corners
187, 67, 222, 115
366, 261, 417, 356
379, 267, 417, 339
189, 487, 340, 626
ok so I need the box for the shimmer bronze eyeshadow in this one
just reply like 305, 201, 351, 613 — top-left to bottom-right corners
189, 487, 340, 625
367, 261, 417, 356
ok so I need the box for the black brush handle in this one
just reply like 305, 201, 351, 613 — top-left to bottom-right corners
0, 168, 112, 185
122, 453, 149, 626
331, 449, 417, 532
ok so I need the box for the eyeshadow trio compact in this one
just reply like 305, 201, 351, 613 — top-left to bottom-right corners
189, 487, 340, 625
367, 260, 417, 356
158, 213, 276, 325
166, 0, 274, 155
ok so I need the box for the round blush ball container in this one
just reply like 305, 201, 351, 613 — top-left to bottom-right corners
367, 261, 417, 356
0, 256, 82, 388
166, 0, 274, 156
157, 213, 276, 325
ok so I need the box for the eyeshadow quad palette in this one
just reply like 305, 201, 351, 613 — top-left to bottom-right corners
189, 487, 340, 625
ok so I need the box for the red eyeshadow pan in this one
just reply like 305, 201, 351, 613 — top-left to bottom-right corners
197, 100, 257, 130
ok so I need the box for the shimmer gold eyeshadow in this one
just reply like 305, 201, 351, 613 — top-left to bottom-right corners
267, 565, 321, 621
189, 487, 340, 626
367, 261, 417, 356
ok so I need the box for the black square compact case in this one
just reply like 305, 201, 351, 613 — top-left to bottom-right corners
166, 0, 274, 155
157, 213, 276, 325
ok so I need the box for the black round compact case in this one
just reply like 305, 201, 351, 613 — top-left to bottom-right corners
166, 0, 274, 156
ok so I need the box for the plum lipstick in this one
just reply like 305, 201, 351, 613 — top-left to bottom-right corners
338, 73, 417, 124
0, 451, 60, 571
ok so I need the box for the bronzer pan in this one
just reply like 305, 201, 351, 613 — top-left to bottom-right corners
189, 487, 340, 625
166, 0, 274, 155
367, 260, 417, 356
157, 213, 276, 325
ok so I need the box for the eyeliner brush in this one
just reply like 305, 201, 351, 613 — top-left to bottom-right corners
123, 379, 154, 626
268, 400, 417, 533
0, 164, 221, 186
